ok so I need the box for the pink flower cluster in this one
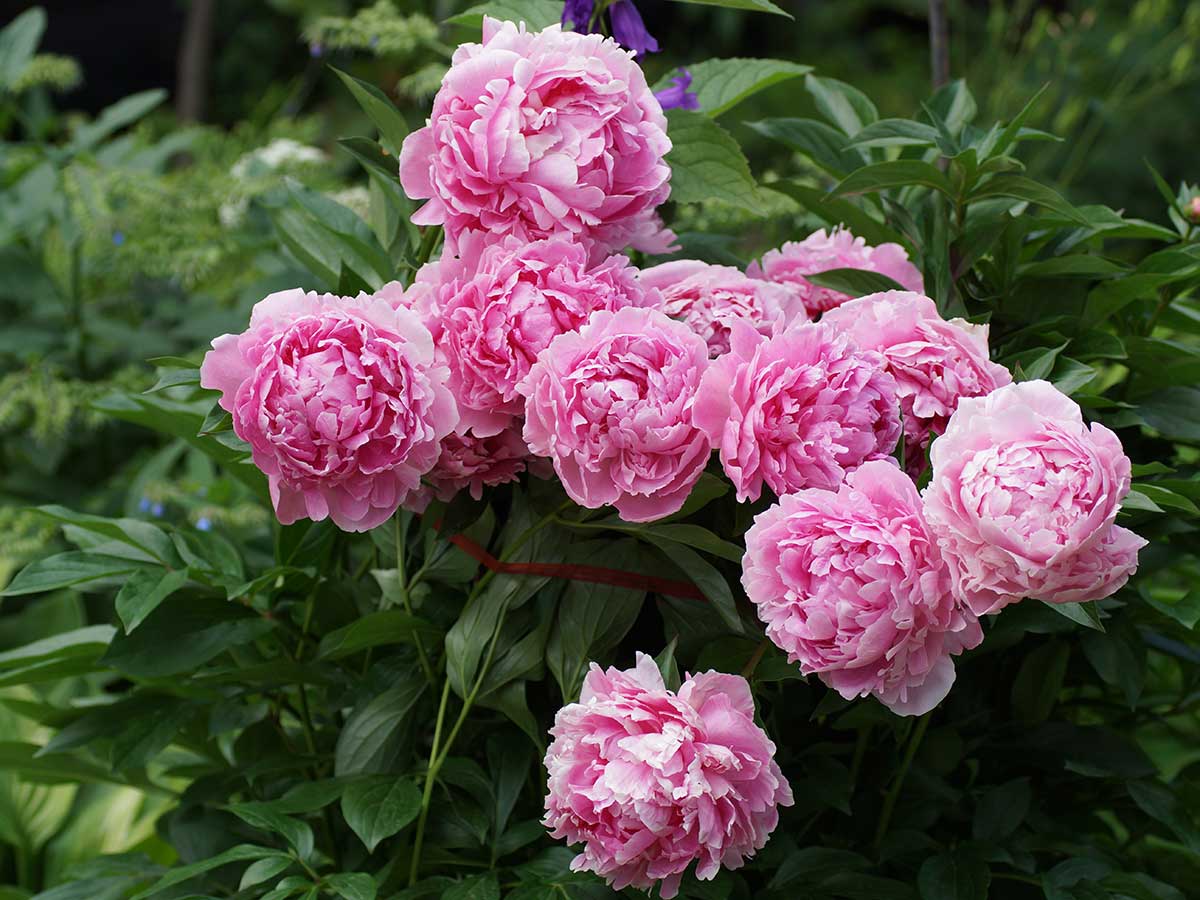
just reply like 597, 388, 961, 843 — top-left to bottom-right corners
544, 654, 792, 898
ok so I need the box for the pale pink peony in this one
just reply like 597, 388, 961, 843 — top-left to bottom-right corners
406, 423, 542, 511
742, 461, 982, 716
399, 18, 673, 255
413, 232, 651, 436
821, 291, 1012, 476
639, 259, 804, 357
200, 289, 457, 531
747, 228, 924, 316
923, 380, 1146, 616
692, 319, 901, 503
518, 307, 710, 522
544, 653, 792, 898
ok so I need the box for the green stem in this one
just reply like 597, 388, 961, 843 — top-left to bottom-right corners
741, 638, 770, 680
848, 724, 872, 793
409, 678, 452, 886
873, 714, 930, 851
397, 515, 436, 688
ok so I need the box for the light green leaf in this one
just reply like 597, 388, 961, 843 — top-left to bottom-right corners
665, 109, 760, 212
446, 0, 563, 29
833, 160, 955, 198
1, 553, 146, 597
70, 90, 167, 153
115, 568, 190, 633
325, 874, 377, 900
747, 118, 864, 176
805, 74, 878, 137
847, 118, 941, 150
970, 175, 1089, 225
0, 8, 46, 91
1042, 601, 1105, 633
318, 610, 438, 660
331, 68, 410, 156
130, 845, 280, 900
0, 626, 114, 671
654, 58, 811, 118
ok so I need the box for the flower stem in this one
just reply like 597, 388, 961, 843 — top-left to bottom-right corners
397, 514, 436, 688
873, 713, 930, 851
409, 677, 452, 886
741, 638, 771, 680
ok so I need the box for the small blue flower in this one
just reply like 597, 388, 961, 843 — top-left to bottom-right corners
151, 502, 164, 517
196, 517, 213, 532
370, 35, 380, 48
112, 230, 125, 246
138, 496, 152, 512
653, 68, 700, 111
309, 42, 324, 58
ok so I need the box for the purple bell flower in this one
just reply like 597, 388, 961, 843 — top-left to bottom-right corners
561, 0, 596, 31
654, 68, 699, 111
608, 0, 659, 56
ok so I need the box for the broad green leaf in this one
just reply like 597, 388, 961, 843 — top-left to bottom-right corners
1018, 255, 1128, 279
765, 180, 906, 248
747, 118, 864, 175
805, 74, 878, 137
115, 568, 190, 632
1011, 640, 1069, 724
653, 58, 811, 118
769, 847, 871, 889
1128, 780, 1200, 853
2, 553, 146, 597
442, 874, 500, 900
1137, 387, 1200, 442
325, 873, 377, 900
36, 504, 178, 565
331, 68, 410, 156
318, 610, 438, 660
0, 7, 46, 91
130, 845, 281, 900
970, 175, 1089, 225
0, 626, 114, 671
102, 596, 274, 678
227, 805, 314, 859
972, 778, 1032, 842
847, 118, 941, 150
833, 160, 955, 198
1042, 600, 1105, 632
340, 776, 421, 852
1147, 591, 1200, 629
804, 268, 907, 298
335, 678, 426, 776
667, 0, 791, 17
446, 0, 563, 29
665, 109, 760, 212
641, 535, 743, 634
70, 90, 167, 153
917, 851, 990, 900
240, 857, 294, 891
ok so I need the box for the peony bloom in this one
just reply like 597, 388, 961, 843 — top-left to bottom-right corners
403, 423, 544, 510
747, 228, 924, 317
519, 307, 710, 522
544, 653, 792, 898
639, 259, 803, 357
399, 18, 673, 255
414, 232, 651, 436
742, 461, 982, 716
821, 291, 1011, 476
693, 319, 900, 503
200, 289, 457, 531
923, 380, 1146, 615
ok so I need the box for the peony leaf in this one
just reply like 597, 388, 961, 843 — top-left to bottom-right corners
665, 110, 761, 212
653, 58, 811, 118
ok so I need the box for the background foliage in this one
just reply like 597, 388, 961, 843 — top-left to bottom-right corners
1, 1, 1200, 899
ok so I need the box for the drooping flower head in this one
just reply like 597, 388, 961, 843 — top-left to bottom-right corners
544, 653, 793, 898
200, 288, 457, 531
415, 232, 652, 436
923, 380, 1146, 615
748, 228, 924, 317
821, 291, 1011, 476
519, 307, 711, 522
561, 0, 659, 57
400, 18, 673, 255
639, 259, 803, 357
742, 461, 982, 716
654, 68, 700, 111
693, 319, 900, 502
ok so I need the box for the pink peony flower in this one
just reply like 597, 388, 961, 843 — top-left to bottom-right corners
747, 228, 924, 316
821, 291, 1012, 476
518, 306, 711, 522
639, 259, 804, 357
405, 423, 543, 511
414, 232, 651, 436
200, 289, 457, 531
742, 460, 982, 716
399, 18, 673, 255
544, 653, 792, 898
922, 380, 1147, 615
692, 319, 900, 503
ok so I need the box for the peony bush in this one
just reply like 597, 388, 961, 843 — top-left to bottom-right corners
4, 4, 1200, 900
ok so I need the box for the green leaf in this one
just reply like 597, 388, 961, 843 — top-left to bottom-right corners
1011, 640, 1069, 724
1128, 780, 1200, 854
917, 851, 990, 900
982, 84, 1050, 159
970, 175, 1089, 225
804, 267, 908, 298
765, 180, 905, 247
335, 678, 426, 776
805, 74, 877, 136
102, 595, 274, 678
1127, 484, 1199, 515
847, 118, 941, 150
446, 0, 563, 29
1, 552, 146, 597
641, 535, 743, 634
115, 568, 190, 632
331, 68, 410, 156
747, 118, 864, 176
665, 109, 760, 212
340, 776, 421, 852
667, 0, 792, 17
0, 626, 114, 671
1018, 255, 1128, 279
769, 847, 871, 889
130, 845, 280, 900
239, 857, 294, 891
227, 805, 314, 859
1138, 387, 1200, 442
653, 58, 811, 118
70, 90, 167, 153
1042, 600, 1105, 632
318, 610, 438, 660
1147, 591, 1200, 629
442, 874, 500, 900
36, 505, 178, 564
833, 160, 955, 198
0, 7, 46, 91
972, 778, 1031, 842
325, 874, 377, 900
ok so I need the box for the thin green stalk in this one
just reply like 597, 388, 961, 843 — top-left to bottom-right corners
741, 638, 770, 680
873, 714, 931, 850
409, 678, 452, 886
397, 515, 436, 688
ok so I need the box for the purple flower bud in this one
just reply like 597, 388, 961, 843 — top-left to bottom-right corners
654, 68, 699, 111
561, 0, 596, 32
309, 42, 324, 58
609, 0, 658, 56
